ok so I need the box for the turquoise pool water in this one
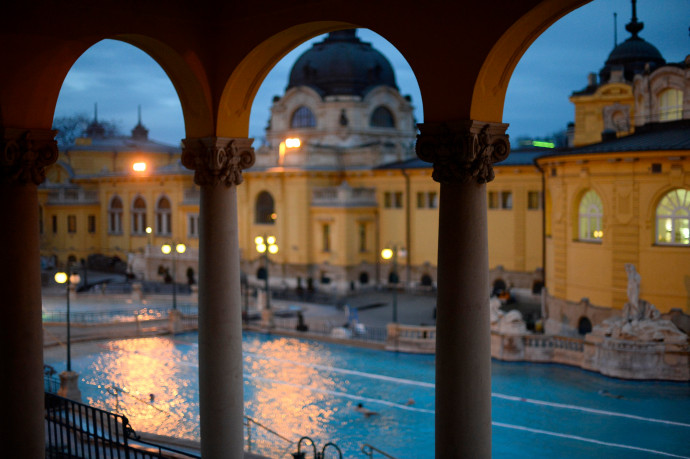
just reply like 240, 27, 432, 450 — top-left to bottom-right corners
45, 332, 690, 458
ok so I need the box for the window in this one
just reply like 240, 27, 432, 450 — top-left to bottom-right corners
417, 192, 438, 209
501, 191, 513, 209
359, 223, 367, 252
656, 189, 690, 246
188, 213, 199, 238
131, 196, 147, 235
658, 88, 683, 122
255, 191, 276, 224
394, 192, 403, 208
156, 196, 172, 236
528, 191, 541, 210
322, 224, 331, 252
88, 215, 96, 234
67, 215, 77, 233
384, 192, 392, 208
52, 215, 58, 234
578, 190, 603, 241
290, 106, 316, 128
488, 191, 498, 209
428, 192, 438, 209
417, 192, 425, 209
108, 196, 123, 234
370, 106, 395, 128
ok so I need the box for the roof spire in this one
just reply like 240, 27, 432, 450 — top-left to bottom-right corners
614, 12, 618, 47
131, 105, 149, 141
625, 0, 644, 39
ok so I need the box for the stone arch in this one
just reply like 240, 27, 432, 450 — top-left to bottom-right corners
471, 0, 589, 122
577, 316, 592, 335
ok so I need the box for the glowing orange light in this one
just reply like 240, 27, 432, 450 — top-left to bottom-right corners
133, 162, 147, 172
285, 138, 301, 148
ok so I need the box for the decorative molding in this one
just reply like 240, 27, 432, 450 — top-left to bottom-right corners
181, 137, 255, 187
416, 120, 509, 184
0, 128, 58, 185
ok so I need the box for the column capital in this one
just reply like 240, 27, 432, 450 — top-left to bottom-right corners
181, 137, 255, 187
416, 120, 510, 184
0, 128, 58, 185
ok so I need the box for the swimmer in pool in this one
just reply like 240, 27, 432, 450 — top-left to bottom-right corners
354, 403, 379, 417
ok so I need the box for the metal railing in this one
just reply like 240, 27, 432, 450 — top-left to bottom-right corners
45, 391, 200, 458
244, 415, 296, 456
362, 443, 398, 458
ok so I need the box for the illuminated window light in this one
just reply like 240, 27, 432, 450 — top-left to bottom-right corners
133, 162, 147, 172
532, 141, 555, 149
285, 138, 301, 148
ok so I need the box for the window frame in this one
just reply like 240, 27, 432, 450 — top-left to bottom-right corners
655, 188, 690, 246
108, 195, 123, 235
155, 195, 172, 236
578, 189, 604, 242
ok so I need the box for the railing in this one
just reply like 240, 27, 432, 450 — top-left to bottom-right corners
46, 188, 99, 204
244, 415, 296, 457
44, 365, 60, 394
362, 443, 398, 458
271, 315, 388, 343
42, 306, 198, 324
45, 392, 200, 458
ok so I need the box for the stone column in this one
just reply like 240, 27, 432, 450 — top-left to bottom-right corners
181, 136, 255, 458
0, 127, 58, 457
417, 120, 509, 458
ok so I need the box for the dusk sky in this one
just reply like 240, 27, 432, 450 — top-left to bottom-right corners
53, 0, 689, 147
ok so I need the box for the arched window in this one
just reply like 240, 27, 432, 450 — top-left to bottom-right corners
108, 196, 123, 234
255, 191, 275, 224
131, 196, 147, 235
290, 106, 316, 128
156, 196, 172, 236
656, 189, 690, 245
578, 190, 603, 242
658, 88, 683, 121
370, 106, 395, 128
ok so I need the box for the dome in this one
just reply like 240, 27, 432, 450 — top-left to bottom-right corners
598, 2, 665, 83
599, 37, 665, 83
287, 29, 397, 97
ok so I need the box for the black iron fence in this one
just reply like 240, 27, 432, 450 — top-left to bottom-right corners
45, 392, 200, 458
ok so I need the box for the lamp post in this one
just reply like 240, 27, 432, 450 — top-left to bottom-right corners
54, 268, 80, 372
161, 242, 186, 310
381, 245, 404, 323
145, 226, 152, 247
255, 235, 278, 312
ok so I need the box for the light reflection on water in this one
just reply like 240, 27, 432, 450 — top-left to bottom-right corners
51, 332, 690, 459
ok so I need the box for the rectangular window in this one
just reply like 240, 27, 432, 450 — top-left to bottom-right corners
322, 224, 331, 252
417, 192, 425, 208
384, 192, 392, 208
359, 223, 367, 252
394, 192, 403, 208
67, 215, 77, 233
428, 192, 438, 209
501, 191, 513, 209
528, 191, 541, 210
88, 215, 96, 233
188, 213, 199, 238
52, 215, 58, 234
488, 191, 498, 209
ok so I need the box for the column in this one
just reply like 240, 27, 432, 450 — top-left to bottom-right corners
417, 120, 509, 458
0, 127, 58, 457
181, 136, 255, 457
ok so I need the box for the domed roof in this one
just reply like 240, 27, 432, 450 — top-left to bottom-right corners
598, 2, 665, 83
287, 29, 397, 97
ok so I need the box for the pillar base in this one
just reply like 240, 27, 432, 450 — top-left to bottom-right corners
58, 371, 82, 402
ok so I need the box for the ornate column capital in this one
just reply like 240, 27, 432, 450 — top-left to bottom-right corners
181, 137, 255, 187
0, 128, 58, 185
416, 120, 510, 184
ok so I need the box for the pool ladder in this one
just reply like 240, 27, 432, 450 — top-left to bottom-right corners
362, 443, 398, 458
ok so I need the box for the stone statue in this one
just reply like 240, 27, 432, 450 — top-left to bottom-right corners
624, 263, 641, 321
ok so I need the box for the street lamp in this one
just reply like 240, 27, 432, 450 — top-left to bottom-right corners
381, 245, 404, 323
161, 242, 186, 310
255, 235, 278, 312
145, 226, 152, 247
54, 268, 81, 372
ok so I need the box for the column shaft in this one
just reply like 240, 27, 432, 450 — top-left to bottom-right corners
198, 184, 244, 457
435, 181, 491, 457
0, 183, 45, 456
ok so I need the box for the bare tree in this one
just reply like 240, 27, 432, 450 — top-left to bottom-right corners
52, 113, 122, 148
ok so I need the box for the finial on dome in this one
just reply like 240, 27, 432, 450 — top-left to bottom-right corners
131, 105, 149, 141
625, 0, 644, 39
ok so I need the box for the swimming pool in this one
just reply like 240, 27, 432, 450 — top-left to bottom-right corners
44, 332, 690, 458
